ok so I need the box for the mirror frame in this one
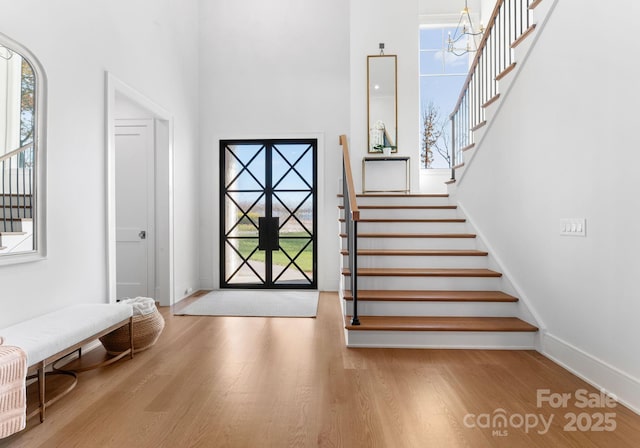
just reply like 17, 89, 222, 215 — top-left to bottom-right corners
367, 54, 398, 154
0, 32, 47, 265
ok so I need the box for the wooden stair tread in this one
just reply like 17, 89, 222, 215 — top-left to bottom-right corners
338, 193, 449, 198
529, 0, 543, 9
512, 24, 536, 49
344, 316, 538, 332
340, 233, 476, 239
341, 268, 502, 277
340, 249, 488, 256
339, 218, 466, 223
343, 290, 518, 302
339, 205, 456, 210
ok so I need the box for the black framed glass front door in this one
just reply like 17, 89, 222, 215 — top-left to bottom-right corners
220, 139, 317, 289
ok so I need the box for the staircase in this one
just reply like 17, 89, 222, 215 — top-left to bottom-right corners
0, 193, 33, 253
338, 193, 538, 349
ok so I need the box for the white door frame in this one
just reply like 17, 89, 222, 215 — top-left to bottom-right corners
105, 72, 175, 305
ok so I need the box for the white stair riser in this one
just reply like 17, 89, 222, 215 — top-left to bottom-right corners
0, 233, 31, 254
10, 234, 33, 252
345, 300, 516, 317
354, 196, 451, 206
344, 255, 488, 269
531, 0, 555, 27
345, 329, 536, 349
344, 276, 501, 291
344, 237, 478, 250
20, 220, 33, 233
341, 208, 460, 220
341, 221, 468, 233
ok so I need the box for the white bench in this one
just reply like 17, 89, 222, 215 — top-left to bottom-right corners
0, 304, 134, 422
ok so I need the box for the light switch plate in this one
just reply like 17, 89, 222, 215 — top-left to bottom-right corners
560, 218, 586, 237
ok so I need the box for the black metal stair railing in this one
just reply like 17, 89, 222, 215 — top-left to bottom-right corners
1, 143, 34, 234
339, 135, 360, 325
450, 0, 536, 180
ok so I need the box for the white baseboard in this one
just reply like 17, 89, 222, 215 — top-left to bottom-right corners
542, 332, 640, 415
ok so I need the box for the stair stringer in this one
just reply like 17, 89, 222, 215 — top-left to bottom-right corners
456, 199, 546, 351
454, 0, 560, 187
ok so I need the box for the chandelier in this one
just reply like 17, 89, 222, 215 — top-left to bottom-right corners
447, 0, 484, 56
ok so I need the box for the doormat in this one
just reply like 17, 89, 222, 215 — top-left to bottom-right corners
175, 290, 319, 318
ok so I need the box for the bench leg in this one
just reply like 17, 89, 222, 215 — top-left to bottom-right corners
38, 361, 46, 422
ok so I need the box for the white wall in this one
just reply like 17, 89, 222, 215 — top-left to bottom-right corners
198, 0, 350, 291
350, 0, 420, 193
456, 0, 640, 410
419, 0, 482, 22
0, 0, 200, 327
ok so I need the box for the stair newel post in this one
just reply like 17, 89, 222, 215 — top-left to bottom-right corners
340, 134, 360, 326
343, 162, 360, 326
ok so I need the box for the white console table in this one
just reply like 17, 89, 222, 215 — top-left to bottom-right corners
362, 156, 410, 193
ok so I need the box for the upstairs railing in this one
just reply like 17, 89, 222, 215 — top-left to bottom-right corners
1, 143, 34, 233
450, 0, 537, 179
339, 135, 360, 325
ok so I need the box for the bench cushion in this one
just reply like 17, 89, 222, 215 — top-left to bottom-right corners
0, 304, 133, 366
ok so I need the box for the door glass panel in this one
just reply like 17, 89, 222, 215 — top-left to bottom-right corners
273, 192, 313, 236
272, 144, 313, 190
274, 237, 313, 285
225, 238, 265, 285
224, 191, 264, 236
221, 139, 316, 289
224, 144, 265, 191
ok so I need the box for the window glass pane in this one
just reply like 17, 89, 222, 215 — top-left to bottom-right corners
419, 27, 443, 49
419, 23, 471, 169
443, 50, 469, 74
420, 76, 465, 124
420, 25, 469, 75
420, 50, 443, 75
419, 75, 466, 169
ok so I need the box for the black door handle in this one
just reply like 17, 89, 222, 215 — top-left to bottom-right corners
258, 217, 279, 251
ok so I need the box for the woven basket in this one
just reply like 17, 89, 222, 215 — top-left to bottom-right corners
99, 309, 165, 355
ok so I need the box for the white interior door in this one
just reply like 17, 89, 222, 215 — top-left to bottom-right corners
115, 119, 155, 299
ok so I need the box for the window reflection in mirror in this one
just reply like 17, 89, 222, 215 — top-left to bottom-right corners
367, 55, 397, 153
0, 35, 45, 262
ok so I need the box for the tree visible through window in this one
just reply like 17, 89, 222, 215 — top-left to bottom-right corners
419, 26, 469, 168
19, 59, 34, 168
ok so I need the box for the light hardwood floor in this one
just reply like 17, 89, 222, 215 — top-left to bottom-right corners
2, 292, 640, 447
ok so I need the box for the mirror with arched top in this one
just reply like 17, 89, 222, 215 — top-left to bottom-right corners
0, 33, 46, 263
